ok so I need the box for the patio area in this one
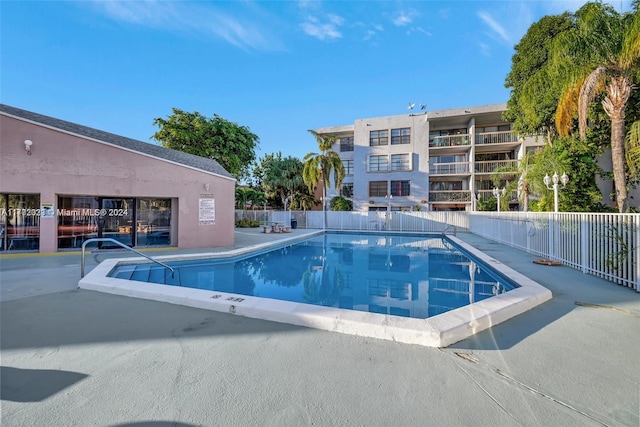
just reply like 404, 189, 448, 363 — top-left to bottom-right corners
1, 228, 638, 426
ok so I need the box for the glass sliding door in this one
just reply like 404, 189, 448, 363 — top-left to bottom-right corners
1, 193, 40, 251
99, 198, 135, 247
136, 198, 171, 246
57, 196, 171, 249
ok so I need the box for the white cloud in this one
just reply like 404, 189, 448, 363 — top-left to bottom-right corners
301, 14, 344, 41
478, 42, 491, 57
91, 1, 282, 51
392, 9, 418, 27
477, 10, 512, 45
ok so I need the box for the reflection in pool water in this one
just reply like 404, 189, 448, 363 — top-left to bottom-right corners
109, 233, 516, 320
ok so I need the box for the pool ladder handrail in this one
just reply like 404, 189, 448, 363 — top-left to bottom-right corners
81, 237, 174, 278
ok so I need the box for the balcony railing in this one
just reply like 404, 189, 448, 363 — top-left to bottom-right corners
430, 134, 471, 148
474, 159, 518, 173
475, 131, 519, 145
476, 190, 519, 201
429, 191, 472, 202
429, 162, 470, 175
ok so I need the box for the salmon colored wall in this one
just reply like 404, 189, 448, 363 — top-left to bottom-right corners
0, 115, 235, 252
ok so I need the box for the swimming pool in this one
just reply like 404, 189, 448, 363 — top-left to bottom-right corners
80, 231, 552, 347
108, 233, 517, 320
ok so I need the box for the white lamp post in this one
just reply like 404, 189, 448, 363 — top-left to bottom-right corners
385, 194, 392, 230
492, 187, 506, 212
543, 172, 569, 213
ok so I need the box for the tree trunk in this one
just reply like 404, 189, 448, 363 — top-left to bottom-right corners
602, 76, 631, 213
610, 117, 629, 212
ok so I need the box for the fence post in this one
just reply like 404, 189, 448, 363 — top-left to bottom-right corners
581, 214, 589, 274
635, 214, 640, 292
548, 213, 555, 260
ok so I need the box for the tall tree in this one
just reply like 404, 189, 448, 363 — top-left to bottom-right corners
504, 13, 574, 142
152, 108, 259, 181
302, 130, 345, 212
552, 2, 640, 212
263, 154, 305, 211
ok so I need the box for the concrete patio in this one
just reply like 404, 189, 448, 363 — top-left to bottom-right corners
1, 228, 638, 426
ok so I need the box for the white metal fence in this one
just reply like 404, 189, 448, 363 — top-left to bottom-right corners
236, 210, 639, 291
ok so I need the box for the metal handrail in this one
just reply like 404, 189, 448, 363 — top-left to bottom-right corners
81, 238, 174, 278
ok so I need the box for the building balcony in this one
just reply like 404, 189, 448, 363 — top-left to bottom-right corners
474, 159, 518, 173
475, 131, 519, 145
429, 134, 471, 148
429, 162, 470, 175
428, 191, 472, 202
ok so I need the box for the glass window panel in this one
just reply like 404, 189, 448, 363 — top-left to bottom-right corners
340, 137, 354, 152
391, 154, 411, 171
369, 155, 388, 172
369, 130, 388, 146
391, 128, 411, 144
343, 160, 354, 175
390, 180, 410, 196
2, 193, 40, 251
368, 181, 387, 197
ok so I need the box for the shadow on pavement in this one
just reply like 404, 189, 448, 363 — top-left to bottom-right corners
1, 366, 88, 402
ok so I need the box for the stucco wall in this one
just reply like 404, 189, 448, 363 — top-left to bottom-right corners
0, 114, 235, 252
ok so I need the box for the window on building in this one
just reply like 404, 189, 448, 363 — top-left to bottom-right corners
340, 136, 354, 152
343, 159, 354, 175
0, 193, 40, 251
391, 128, 411, 144
370, 130, 388, 146
369, 155, 389, 172
390, 180, 410, 196
341, 183, 354, 198
430, 181, 463, 191
57, 196, 171, 249
369, 181, 388, 197
390, 154, 411, 171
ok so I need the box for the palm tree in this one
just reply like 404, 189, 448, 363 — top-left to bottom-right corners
302, 130, 345, 214
263, 156, 304, 212
554, 2, 640, 212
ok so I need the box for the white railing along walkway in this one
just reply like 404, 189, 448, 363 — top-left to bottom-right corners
237, 210, 639, 291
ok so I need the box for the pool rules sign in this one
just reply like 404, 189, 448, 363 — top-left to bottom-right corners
199, 198, 215, 225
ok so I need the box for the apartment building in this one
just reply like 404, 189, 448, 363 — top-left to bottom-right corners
317, 103, 543, 212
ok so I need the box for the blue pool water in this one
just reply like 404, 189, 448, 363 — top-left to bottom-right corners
109, 233, 517, 320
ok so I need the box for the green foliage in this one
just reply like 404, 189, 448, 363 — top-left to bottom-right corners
252, 152, 316, 210
527, 136, 611, 212
303, 131, 345, 198
235, 187, 265, 212
477, 197, 497, 212
504, 13, 574, 139
262, 153, 305, 211
152, 108, 259, 181
330, 196, 352, 211
235, 218, 260, 228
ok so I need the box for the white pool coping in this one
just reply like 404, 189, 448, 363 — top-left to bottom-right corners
79, 232, 552, 348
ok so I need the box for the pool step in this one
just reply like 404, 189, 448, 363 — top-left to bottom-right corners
130, 265, 152, 282
112, 265, 136, 280
110, 263, 180, 286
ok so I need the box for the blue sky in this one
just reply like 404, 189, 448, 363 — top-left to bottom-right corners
1, 1, 633, 164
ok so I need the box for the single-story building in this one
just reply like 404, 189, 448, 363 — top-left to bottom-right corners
0, 104, 236, 253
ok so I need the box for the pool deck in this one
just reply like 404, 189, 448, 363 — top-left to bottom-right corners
1, 228, 638, 426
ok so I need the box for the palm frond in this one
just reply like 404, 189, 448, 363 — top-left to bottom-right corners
620, 7, 640, 69
578, 66, 607, 139
555, 80, 582, 137
626, 120, 640, 179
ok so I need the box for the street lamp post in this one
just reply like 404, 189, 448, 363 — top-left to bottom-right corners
492, 187, 506, 212
543, 172, 569, 213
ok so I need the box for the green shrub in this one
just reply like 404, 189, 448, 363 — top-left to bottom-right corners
235, 218, 260, 228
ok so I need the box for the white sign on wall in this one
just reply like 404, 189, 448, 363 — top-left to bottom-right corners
41, 203, 54, 218
199, 198, 215, 225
